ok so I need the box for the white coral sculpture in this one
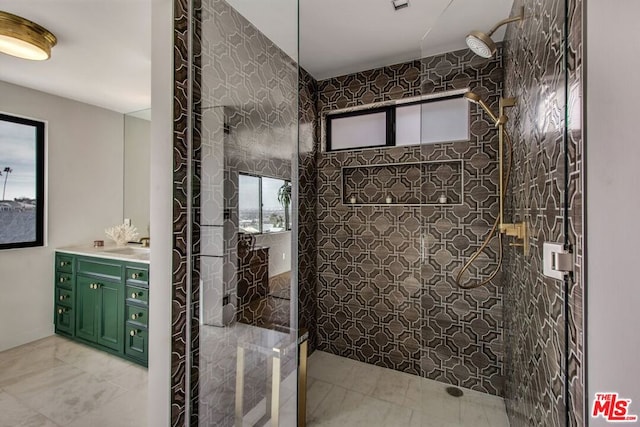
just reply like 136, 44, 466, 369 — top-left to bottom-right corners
105, 223, 139, 247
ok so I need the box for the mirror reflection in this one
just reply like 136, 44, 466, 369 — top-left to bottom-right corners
124, 108, 151, 235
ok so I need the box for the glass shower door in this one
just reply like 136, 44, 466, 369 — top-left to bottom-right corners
192, 0, 301, 425
417, 0, 576, 426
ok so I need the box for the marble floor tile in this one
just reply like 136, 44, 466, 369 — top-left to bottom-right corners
0, 363, 86, 398
18, 371, 127, 425
0, 335, 148, 427
306, 351, 511, 427
66, 389, 147, 427
0, 391, 59, 427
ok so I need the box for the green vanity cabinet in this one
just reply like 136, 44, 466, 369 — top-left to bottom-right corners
54, 251, 149, 366
75, 275, 124, 352
54, 254, 75, 337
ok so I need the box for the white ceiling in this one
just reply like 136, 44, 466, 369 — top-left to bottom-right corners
0, 0, 513, 113
0, 0, 151, 114
236, 0, 514, 80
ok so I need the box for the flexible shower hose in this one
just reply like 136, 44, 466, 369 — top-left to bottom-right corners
454, 129, 513, 289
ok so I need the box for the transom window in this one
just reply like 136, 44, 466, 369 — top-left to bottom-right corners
326, 94, 469, 152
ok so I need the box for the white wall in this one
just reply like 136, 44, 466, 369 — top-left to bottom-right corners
124, 115, 151, 234
148, 0, 173, 425
586, 1, 640, 424
255, 231, 292, 277
0, 81, 124, 351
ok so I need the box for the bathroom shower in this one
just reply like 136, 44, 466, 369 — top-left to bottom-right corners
455, 90, 527, 289
454, 7, 528, 289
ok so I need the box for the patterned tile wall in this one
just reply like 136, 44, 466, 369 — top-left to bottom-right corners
502, 0, 584, 425
298, 67, 320, 353
172, 0, 192, 424
316, 48, 507, 394
188, 0, 302, 424
342, 161, 463, 205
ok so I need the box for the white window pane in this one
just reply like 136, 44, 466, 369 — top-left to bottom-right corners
239, 174, 260, 234
261, 177, 287, 233
396, 97, 469, 146
395, 104, 421, 146
330, 111, 387, 150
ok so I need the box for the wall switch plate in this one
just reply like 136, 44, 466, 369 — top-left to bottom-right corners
543, 242, 573, 280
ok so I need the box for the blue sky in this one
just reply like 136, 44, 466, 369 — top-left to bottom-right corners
0, 119, 37, 200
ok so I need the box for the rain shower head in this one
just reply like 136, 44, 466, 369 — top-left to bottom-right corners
465, 7, 524, 58
466, 31, 496, 59
464, 91, 507, 127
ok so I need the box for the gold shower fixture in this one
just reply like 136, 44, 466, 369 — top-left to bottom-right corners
0, 11, 57, 60
466, 91, 527, 250
465, 7, 524, 58
455, 91, 528, 289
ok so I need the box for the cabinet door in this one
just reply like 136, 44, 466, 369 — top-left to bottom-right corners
97, 280, 124, 351
76, 276, 98, 342
55, 305, 74, 336
125, 323, 148, 364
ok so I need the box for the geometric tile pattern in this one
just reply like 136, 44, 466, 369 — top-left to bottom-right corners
502, 0, 583, 425
190, 0, 301, 425
172, 0, 193, 424
298, 67, 320, 353
317, 47, 506, 395
342, 161, 463, 205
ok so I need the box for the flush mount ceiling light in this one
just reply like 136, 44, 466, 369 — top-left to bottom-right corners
0, 11, 57, 60
392, 0, 409, 11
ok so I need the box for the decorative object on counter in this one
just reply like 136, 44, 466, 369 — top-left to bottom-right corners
349, 196, 356, 204
93, 240, 104, 248
386, 195, 392, 204
105, 222, 139, 247
438, 194, 448, 204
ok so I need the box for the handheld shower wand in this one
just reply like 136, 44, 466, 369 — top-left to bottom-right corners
455, 91, 527, 289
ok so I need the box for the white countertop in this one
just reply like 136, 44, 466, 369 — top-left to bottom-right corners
57, 244, 150, 264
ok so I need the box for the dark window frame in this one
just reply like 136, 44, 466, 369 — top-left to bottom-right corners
326, 94, 465, 152
238, 172, 291, 234
0, 113, 45, 250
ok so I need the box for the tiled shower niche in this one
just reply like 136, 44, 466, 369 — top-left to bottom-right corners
342, 160, 463, 206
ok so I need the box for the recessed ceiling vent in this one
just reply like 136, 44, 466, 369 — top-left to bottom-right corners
392, 0, 409, 11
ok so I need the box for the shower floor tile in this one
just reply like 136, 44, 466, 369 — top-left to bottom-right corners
306, 351, 509, 427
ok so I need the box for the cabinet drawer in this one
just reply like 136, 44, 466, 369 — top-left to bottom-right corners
125, 266, 148, 286
56, 272, 74, 288
55, 305, 74, 336
77, 258, 122, 281
126, 305, 148, 326
126, 286, 148, 305
56, 254, 74, 273
55, 287, 74, 306
125, 323, 148, 363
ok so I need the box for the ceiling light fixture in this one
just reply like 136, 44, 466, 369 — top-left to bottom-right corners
392, 0, 409, 11
0, 11, 57, 60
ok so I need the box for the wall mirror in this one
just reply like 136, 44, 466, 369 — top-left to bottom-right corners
124, 108, 151, 236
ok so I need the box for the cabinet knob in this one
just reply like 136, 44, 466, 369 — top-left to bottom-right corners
90, 283, 101, 290
131, 273, 142, 279
59, 295, 68, 301
131, 313, 142, 320
130, 330, 138, 336
59, 261, 70, 267
131, 292, 140, 298
57, 308, 66, 314
59, 277, 67, 283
